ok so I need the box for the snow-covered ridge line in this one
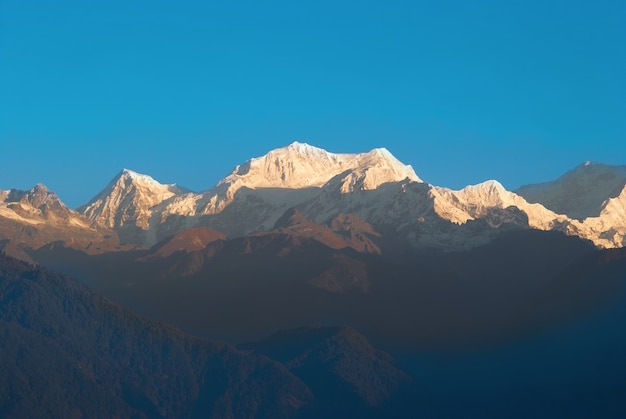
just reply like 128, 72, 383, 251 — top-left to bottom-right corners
0, 182, 125, 254
515, 161, 626, 220
4, 142, 623, 250
215, 141, 421, 190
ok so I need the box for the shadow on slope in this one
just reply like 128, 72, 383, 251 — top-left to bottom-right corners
241, 326, 416, 418
28, 227, 608, 351
0, 253, 313, 418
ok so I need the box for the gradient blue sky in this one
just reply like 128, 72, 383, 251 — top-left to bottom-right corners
1, 0, 624, 207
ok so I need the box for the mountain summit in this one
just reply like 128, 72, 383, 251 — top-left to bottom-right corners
0, 184, 121, 253
1, 184, 71, 219
217, 141, 421, 190
516, 162, 626, 220
79, 169, 187, 244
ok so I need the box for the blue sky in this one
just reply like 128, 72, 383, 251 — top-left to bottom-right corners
1, 0, 624, 207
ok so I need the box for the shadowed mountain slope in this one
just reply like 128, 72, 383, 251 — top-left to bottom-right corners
241, 326, 415, 418
0, 253, 313, 418
29, 227, 601, 350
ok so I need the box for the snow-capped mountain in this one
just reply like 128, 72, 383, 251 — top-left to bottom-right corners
0, 184, 122, 254
79, 169, 187, 244
1, 145, 623, 252
161, 142, 421, 219
516, 162, 626, 220
7, 142, 616, 251
515, 162, 626, 248
299, 177, 537, 249
217, 141, 421, 190
568, 187, 626, 248
0, 184, 71, 221
78, 143, 423, 245
188, 142, 421, 232
433, 180, 569, 230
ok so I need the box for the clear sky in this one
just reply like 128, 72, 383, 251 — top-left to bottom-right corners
1, 0, 624, 208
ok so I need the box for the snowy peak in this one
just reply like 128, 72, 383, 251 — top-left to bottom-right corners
111, 168, 185, 195
447, 180, 508, 204
347, 147, 422, 190
432, 180, 512, 224
60, 145, 626, 250
516, 162, 626, 220
217, 141, 350, 189
1, 184, 71, 217
80, 169, 186, 242
0, 183, 124, 253
432, 179, 568, 233
281, 141, 334, 158
121, 168, 145, 177
217, 142, 421, 191
437, 179, 506, 196
116, 168, 183, 191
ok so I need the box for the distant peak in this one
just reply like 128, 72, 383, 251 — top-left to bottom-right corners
5, 183, 67, 209
272, 143, 399, 162
479, 179, 505, 188
363, 147, 400, 161
575, 161, 599, 170
114, 169, 167, 187
31, 183, 50, 193
90, 168, 185, 199
445, 179, 506, 194
569, 161, 626, 175
26, 184, 62, 202
216, 142, 422, 190
278, 141, 331, 156
286, 141, 311, 149
572, 161, 625, 170
369, 147, 391, 155
120, 168, 149, 179
363, 147, 403, 163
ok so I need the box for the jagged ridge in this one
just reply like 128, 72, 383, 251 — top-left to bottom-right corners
3, 143, 625, 251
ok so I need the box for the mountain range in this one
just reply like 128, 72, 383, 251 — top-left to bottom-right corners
5, 143, 621, 349
3, 143, 626, 417
1, 142, 625, 256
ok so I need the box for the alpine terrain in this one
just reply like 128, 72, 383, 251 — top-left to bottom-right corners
67, 142, 626, 250
2, 142, 626, 418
